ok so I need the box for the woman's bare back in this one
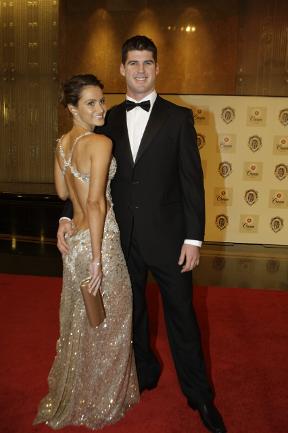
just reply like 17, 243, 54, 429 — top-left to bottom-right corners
56, 130, 112, 231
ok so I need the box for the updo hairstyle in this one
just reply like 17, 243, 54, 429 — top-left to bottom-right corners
61, 74, 104, 107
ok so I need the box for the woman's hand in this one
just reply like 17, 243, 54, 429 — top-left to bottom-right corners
88, 258, 103, 296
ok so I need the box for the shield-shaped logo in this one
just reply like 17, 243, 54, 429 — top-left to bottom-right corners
221, 107, 235, 124
274, 164, 288, 181
270, 217, 284, 233
197, 133, 206, 150
279, 109, 288, 126
248, 135, 262, 152
244, 189, 258, 206
215, 214, 229, 230
218, 161, 232, 177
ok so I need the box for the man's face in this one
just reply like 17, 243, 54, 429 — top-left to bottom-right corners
120, 50, 159, 100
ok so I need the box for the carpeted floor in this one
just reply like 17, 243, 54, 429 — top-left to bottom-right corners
0, 273, 287, 433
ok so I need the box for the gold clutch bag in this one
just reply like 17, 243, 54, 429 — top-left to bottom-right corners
80, 277, 106, 328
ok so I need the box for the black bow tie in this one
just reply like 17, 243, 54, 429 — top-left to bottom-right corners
125, 99, 151, 112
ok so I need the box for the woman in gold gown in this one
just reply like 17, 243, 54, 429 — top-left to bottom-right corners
34, 75, 139, 429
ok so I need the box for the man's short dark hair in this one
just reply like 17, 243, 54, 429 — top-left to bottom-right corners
121, 35, 157, 64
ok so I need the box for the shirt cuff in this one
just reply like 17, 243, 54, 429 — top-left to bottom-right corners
59, 216, 72, 223
184, 239, 202, 248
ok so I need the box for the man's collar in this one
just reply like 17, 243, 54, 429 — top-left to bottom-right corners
126, 90, 157, 106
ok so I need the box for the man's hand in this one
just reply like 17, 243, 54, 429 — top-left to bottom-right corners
178, 244, 200, 273
57, 219, 73, 255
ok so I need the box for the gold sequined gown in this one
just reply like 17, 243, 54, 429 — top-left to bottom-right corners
34, 154, 139, 430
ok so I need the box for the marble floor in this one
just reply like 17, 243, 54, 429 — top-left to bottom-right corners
1, 184, 287, 290
0, 236, 287, 290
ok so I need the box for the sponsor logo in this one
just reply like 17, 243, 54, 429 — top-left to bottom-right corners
273, 136, 288, 154
215, 214, 229, 230
243, 216, 256, 228
214, 188, 233, 206
218, 161, 232, 177
193, 106, 209, 125
269, 190, 288, 208
270, 216, 284, 233
243, 162, 262, 180
247, 107, 266, 126
248, 135, 262, 152
274, 164, 288, 181
197, 133, 206, 150
240, 215, 259, 233
218, 134, 236, 153
266, 259, 280, 274
221, 106, 235, 124
279, 108, 288, 126
244, 189, 258, 206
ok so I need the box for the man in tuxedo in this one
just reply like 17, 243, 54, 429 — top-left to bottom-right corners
58, 35, 226, 433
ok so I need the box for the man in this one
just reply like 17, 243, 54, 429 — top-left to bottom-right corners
58, 36, 226, 433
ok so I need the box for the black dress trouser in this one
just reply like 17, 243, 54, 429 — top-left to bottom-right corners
126, 231, 214, 407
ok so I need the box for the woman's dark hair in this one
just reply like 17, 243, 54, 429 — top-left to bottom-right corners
121, 35, 157, 64
61, 74, 103, 107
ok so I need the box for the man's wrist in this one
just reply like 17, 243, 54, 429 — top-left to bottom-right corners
59, 216, 72, 223
184, 239, 202, 248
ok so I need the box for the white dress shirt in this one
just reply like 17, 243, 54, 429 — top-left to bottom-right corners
125, 90, 202, 248
126, 91, 158, 161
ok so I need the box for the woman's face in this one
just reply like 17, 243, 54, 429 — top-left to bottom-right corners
71, 85, 106, 129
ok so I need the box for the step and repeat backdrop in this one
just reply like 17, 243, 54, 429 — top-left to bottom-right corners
106, 94, 288, 246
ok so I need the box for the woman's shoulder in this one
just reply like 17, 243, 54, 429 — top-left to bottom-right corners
84, 132, 112, 153
85, 131, 112, 145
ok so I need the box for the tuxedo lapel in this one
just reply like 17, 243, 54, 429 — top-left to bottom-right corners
135, 96, 169, 164
112, 102, 134, 168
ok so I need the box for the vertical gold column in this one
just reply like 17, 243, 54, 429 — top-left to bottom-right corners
0, 0, 59, 184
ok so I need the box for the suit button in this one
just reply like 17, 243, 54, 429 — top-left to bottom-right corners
132, 180, 140, 185
134, 205, 139, 209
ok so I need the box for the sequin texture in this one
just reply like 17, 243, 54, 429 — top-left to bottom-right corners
34, 158, 139, 429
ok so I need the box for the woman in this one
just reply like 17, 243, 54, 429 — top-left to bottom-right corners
34, 75, 139, 429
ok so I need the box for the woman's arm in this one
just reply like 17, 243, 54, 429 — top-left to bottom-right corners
86, 134, 112, 293
54, 153, 69, 200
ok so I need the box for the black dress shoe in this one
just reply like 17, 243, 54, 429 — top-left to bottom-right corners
191, 401, 227, 433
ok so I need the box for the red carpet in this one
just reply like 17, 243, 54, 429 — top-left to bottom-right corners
1, 273, 287, 433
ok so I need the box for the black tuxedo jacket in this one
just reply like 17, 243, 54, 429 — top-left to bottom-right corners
100, 95, 205, 263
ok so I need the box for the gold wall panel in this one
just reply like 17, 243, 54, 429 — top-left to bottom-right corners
59, 0, 240, 95
59, 0, 288, 97
1, 0, 287, 191
236, 0, 288, 96
0, 0, 59, 183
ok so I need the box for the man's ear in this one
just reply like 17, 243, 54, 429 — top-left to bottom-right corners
155, 63, 159, 76
120, 63, 126, 77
